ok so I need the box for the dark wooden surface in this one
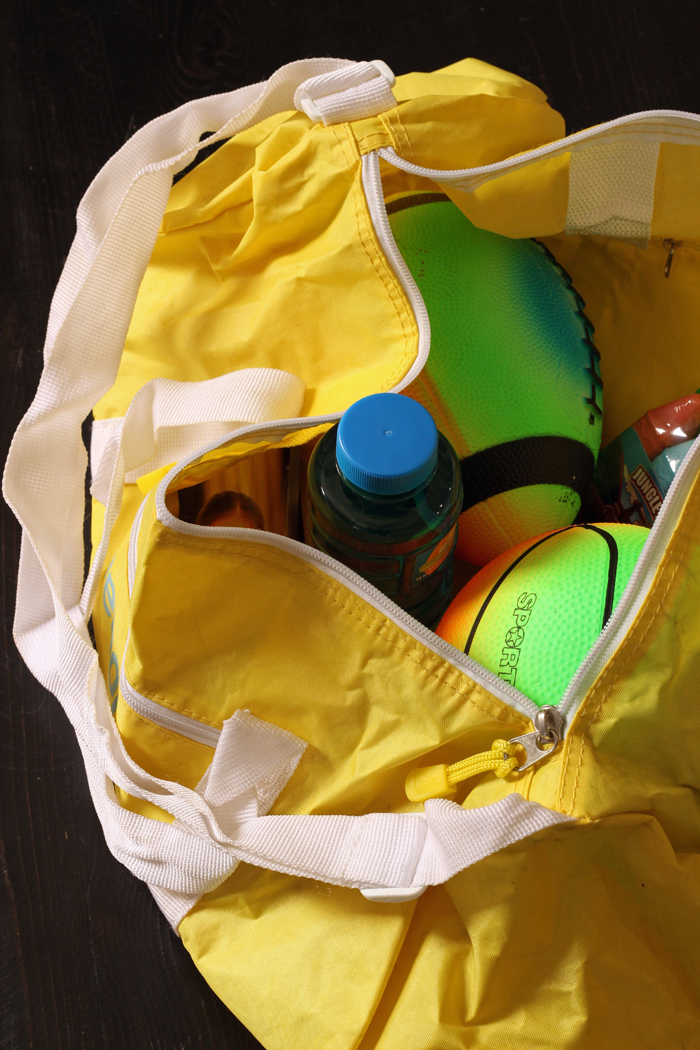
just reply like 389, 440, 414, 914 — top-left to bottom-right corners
2, 3, 700, 1048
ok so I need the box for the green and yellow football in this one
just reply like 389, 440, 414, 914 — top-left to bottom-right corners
388, 192, 603, 566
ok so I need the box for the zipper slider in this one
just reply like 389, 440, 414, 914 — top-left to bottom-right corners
405, 706, 563, 802
509, 705, 562, 772
663, 239, 681, 278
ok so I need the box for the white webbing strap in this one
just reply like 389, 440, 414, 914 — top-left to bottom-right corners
152, 707, 572, 929
90, 370, 306, 495
4, 57, 570, 924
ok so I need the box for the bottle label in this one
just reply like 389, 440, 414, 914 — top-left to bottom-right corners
412, 525, 457, 585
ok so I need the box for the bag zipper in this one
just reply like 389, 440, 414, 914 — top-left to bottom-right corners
120, 653, 221, 748
151, 456, 541, 726
659, 237, 700, 277
118, 118, 700, 761
119, 452, 541, 744
114, 408, 699, 764
558, 425, 700, 726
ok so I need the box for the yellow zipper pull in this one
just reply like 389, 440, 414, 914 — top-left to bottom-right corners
405, 739, 522, 802
405, 706, 562, 803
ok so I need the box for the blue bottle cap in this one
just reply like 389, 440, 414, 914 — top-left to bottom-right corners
336, 393, 438, 495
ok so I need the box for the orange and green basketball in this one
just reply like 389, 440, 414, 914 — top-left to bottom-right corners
436, 523, 648, 708
387, 192, 603, 566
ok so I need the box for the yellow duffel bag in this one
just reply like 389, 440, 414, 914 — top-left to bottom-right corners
6, 56, 700, 1049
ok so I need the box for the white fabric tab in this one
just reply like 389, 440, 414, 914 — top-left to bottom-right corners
294, 60, 396, 126
566, 139, 660, 246
195, 709, 307, 824
151, 709, 307, 930
90, 368, 305, 501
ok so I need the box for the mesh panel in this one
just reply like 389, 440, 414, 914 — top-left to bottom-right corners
565, 139, 660, 246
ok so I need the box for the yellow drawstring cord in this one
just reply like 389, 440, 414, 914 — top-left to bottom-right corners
405, 739, 524, 803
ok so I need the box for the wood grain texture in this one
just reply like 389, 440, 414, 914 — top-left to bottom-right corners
2, 2, 700, 1047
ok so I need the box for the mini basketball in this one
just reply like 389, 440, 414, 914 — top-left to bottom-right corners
387, 192, 603, 566
436, 523, 648, 708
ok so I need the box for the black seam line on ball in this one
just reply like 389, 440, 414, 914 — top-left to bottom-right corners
584, 365, 604, 390
531, 240, 602, 423
385, 192, 451, 215
580, 523, 619, 630
582, 337, 603, 418
463, 526, 579, 657
460, 436, 596, 513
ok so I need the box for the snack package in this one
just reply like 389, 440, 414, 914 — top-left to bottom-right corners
586, 392, 700, 525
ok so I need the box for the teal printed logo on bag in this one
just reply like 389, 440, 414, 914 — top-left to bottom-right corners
102, 559, 119, 714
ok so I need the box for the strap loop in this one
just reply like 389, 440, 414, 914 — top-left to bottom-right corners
294, 60, 397, 126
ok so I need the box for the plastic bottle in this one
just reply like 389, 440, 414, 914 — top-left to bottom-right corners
632, 392, 700, 459
306, 393, 463, 628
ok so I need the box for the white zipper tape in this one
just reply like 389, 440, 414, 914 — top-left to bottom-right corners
122, 494, 222, 747
150, 415, 540, 724
361, 151, 431, 392
558, 431, 700, 728
377, 109, 700, 193
127, 496, 148, 596
119, 651, 221, 748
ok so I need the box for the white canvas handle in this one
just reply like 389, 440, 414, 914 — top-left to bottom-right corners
82, 367, 306, 619
90, 369, 307, 497
4, 59, 570, 924
3, 55, 355, 892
